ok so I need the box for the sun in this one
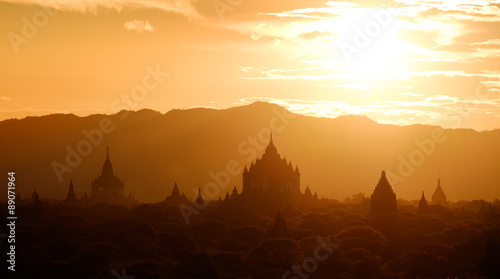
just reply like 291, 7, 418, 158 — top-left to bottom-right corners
348, 36, 406, 72
333, 7, 407, 74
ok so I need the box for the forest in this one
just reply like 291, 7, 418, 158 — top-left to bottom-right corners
1, 193, 499, 279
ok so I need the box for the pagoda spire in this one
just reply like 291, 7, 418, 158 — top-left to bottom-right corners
32, 190, 41, 209
101, 146, 114, 176
264, 133, 278, 156
432, 177, 447, 205
232, 185, 238, 197
171, 182, 180, 197
195, 187, 206, 206
418, 191, 428, 213
304, 185, 312, 197
369, 170, 397, 213
65, 179, 77, 202
31, 187, 39, 202
269, 209, 290, 238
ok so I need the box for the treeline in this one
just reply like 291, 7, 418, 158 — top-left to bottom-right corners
0, 199, 499, 279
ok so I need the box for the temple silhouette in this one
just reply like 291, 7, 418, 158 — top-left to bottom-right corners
65, 179, 78, 203
268, 209, 290, 238
87, 147, 134, 205
369, 171, 397, 214
242, 134, 301, 197
418, 189, 449, 215
163, 134, 319, 216
31, 187, 39, 202
163, 182, 189, 205
432, 177, 447, 205
418, 191, 428, 214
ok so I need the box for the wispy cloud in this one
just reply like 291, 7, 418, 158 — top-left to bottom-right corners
237, 96, 500, 129
0, 96, 13, 102
124, 20, 154, 32
0, 0, 202, 19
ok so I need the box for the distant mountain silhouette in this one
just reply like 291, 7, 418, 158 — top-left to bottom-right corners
1, 102, 499, 202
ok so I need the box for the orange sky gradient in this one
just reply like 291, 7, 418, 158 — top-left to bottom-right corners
1, 0, 500, 130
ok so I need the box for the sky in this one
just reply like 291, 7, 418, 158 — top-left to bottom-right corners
1, 0, 500, 131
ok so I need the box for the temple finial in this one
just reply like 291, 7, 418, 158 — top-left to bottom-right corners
264, 133, 277, 155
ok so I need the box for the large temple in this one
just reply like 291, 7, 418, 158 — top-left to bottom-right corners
242, 134, 301, 198
89, 147, 133, 205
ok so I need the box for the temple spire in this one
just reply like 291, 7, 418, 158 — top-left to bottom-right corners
268, 209, 290, 238
264, 133, 278, 156
65, 179, 77, 203
171, 182, 180, 197
418, 191, 428, 213
369, 170, 397, 213
102, 146, 114, 176
304, 185, 312, 197
432, 177, 447, 205
195, 187, 206, 206
32, 187, 39, 202
230, 185, 239, 199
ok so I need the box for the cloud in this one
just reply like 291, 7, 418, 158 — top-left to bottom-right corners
398, 29, 440, 48
453, 21, 500, 44
0, 96, 13, 102
298, 30, 333, 40
417, 3, 500, 21
237, 95, 500, 129
419, 7, 444, 18
432, 39, 500, 53
0, 0, 202, 19
124, 20, 154, 32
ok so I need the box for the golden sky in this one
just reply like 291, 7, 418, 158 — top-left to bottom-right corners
1, 0, 500, 130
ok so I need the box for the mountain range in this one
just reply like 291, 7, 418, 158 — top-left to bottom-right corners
1, 102, 499, 202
